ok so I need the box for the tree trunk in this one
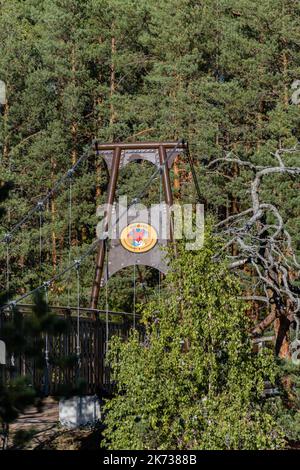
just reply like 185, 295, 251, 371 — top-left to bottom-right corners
71, 45, 77, 166
95, 36, 104, 202
51, 158, 57, 271
109, 36, 117, 138
282, 50, 289, 108
51, 198, 57, 271
2, 101, 9, 162
274, 315, 291, 358
173, 155, 180, 199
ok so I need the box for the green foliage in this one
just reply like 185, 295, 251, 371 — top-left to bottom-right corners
2, 292, 67, 367
12, 428, 38, 449
1, 0, 300, 449
0, 181, 13, 221
0, 166, 39, 441
102, 230, 284, 449
1, 0, 300, 311
0, 376, 36, 425
265, 359, 300, 444
0, 176, 70, 445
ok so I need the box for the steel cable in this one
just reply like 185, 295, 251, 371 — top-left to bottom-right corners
0, 140, 184, 312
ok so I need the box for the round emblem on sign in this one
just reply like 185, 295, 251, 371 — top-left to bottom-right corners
120, 222, 158, 253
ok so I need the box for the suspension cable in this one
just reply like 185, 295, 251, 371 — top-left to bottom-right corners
0, 146, 91, 244
105, 241, 109, 354
1, 139, 183, 249
5, 240, 10, 297
44, 283, 50, 397
133, 262, 136, 330
38, 202, 43, 283
184, 140, 202, 204
75, 260, 81, 368
158, 269, 161, 302
158, 164, 163, 302
0, 239, 98, 311
67, 174, 73, 307
0, 140, 184, 312
114, 140, 184, 228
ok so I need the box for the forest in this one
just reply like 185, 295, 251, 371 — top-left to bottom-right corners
1, 0, 300, 452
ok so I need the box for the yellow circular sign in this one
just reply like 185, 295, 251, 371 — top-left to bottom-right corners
120, 222, 158, 253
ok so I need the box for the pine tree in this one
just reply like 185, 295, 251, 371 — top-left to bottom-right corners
0, 180, 35, 449
132, 0, 300, 353
0, 183, 69, 450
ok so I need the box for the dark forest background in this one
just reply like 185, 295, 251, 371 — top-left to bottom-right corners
0, 0, 300, 314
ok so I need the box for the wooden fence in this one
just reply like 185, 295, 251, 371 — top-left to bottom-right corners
0, 307, 144, 396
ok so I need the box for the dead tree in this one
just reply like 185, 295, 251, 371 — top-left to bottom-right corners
208, 145, 300, 357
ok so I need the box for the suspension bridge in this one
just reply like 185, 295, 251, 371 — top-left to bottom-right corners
0, 139, 199, 396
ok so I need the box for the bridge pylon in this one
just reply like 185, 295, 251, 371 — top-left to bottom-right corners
90, 141, 186, 310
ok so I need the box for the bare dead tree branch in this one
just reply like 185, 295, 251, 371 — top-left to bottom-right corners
209, 146, 300, 341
